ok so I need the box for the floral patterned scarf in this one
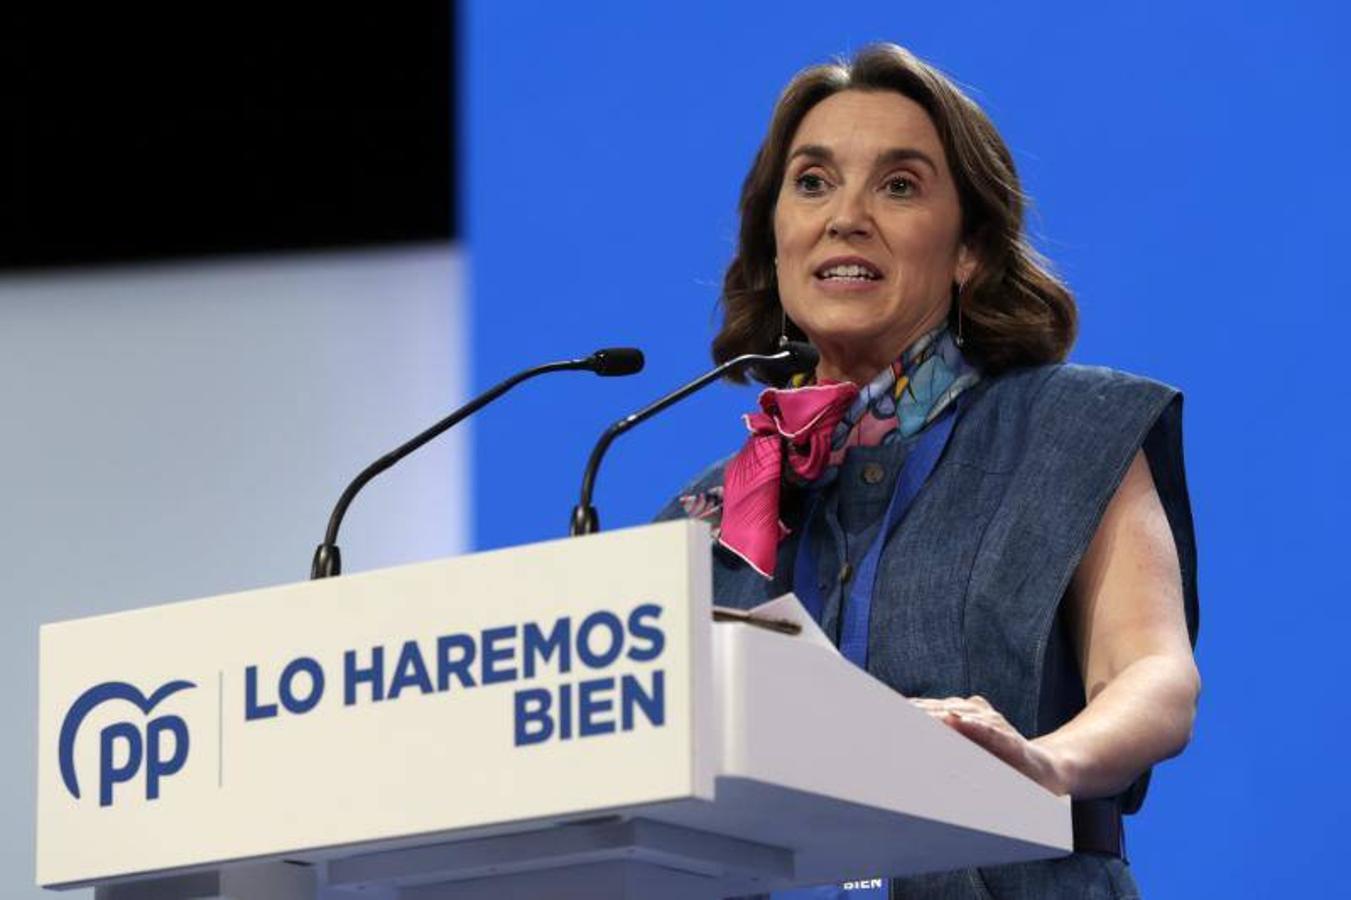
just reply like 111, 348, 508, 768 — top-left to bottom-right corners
681, 325, 980, 576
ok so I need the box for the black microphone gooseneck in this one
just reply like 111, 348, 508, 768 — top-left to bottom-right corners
312, 347, 644, 579
569, 341, 819, 536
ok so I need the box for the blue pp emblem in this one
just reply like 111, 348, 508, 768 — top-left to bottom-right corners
58, 680, 195, 807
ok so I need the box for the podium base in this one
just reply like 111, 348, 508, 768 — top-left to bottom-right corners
94, 861, 316, 900
400, 860, 721, 900
326, 816, 792, 900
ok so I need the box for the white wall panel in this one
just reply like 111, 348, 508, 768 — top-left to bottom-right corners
0, 243, 467, 898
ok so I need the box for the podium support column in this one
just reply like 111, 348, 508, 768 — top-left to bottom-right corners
93, 860, 317, 900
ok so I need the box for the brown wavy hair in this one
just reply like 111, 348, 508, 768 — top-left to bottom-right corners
713, 43, 1077, 383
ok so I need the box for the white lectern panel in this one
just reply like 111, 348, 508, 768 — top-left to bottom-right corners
37, 521, 712, 888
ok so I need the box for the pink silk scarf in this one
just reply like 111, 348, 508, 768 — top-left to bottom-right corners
694, 326, 979, 577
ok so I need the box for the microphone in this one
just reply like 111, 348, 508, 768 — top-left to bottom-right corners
569, 341, 818, 536
312, 347, 645, 579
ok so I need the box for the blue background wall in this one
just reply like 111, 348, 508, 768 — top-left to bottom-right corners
466, 3, 1348, 896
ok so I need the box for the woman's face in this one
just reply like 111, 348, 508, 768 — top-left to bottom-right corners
773, 89, 975, 383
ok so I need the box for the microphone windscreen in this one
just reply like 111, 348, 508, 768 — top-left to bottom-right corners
756, 341, 819, 382
589, 347, 645, 376
781, 340, 820, 374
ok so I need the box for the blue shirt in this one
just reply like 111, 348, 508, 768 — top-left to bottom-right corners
657, 364, 1199, 900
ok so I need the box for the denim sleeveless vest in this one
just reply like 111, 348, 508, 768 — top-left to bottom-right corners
656, 364, 1199, 900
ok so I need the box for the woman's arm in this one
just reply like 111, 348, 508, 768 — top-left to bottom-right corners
913, 449, 1201, 797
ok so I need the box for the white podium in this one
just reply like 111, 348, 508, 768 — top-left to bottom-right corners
37, 521, 1070, 899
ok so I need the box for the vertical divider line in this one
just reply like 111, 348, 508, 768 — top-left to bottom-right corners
218, 669, 224, 788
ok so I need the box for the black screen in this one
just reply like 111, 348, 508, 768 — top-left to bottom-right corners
2, 6, 455, 269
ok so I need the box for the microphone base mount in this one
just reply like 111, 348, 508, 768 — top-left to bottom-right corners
311, 543, 342, 579
569, 504, 599, 536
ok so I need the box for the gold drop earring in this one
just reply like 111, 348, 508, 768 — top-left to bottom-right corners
952, 281, 966, 348
775, 257, 789, 349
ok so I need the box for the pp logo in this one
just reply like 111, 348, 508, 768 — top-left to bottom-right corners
58, 680, 195, 807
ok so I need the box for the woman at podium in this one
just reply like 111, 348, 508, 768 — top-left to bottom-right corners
658, 43, 1200, 899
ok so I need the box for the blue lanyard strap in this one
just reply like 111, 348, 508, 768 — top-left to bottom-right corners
773, 403, 962, 900
792, 403, 959, 669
